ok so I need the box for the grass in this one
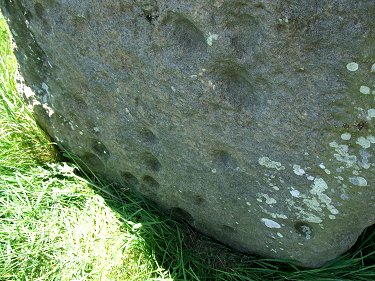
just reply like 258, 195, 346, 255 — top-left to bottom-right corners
0, 13, 374, 281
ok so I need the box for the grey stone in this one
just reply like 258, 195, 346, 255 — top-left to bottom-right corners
1, 0, 374, 268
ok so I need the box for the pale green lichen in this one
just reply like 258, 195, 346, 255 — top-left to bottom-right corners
356, 137, 371, 149
303, 198, 322, 212
266, 198, 277, 205
42, 103, 54, 117
286, 199, 323, 223
341, 133, 351, 141
213, 0, 224, 8
360, 85, 371, 95
41, 82, 49, 93
329, 142, 358, 168
358, 149, 371, 169
368, 108, 375, 118
310, 178, 339, 215
273, 213, 287, 219
289, 177, 339, 221
319, 163, 331, 174
259, 193, 277, 205
261, 218, 281, 229
206, 32, 218, 46
349, 176, 367, 186
290, 188, 300, 198
292, 164, 305, 176
298, 210, 322, 223
346, 62, 358, 71
260, 205, 288, 220
257, 193, 277, 209
310, 178, 328, 194
258, 157, 285, 170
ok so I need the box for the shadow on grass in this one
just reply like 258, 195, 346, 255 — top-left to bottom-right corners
65, 152, 375, 281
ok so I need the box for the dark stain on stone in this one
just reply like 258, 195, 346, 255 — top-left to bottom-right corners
121, 172, 139, 187
192, 194, 206, 205
80, 152, 105, 170
72, 15, 87, 30
143, 10, 158, 25
134, 96, 140, 106
226, 14, 261, 59
24, 9, 33, 21
170, 207, 194, 224
294, 221, 314, 240
222, 225, 236, 233
212, 150, 238, 170
142, 152, 161, 172
162, 12, 207, 53
91, 139, 110, 160
34, 2, 45, 19
139, 128, 159, 146
142, 175, 160, 190
34, 2, 52, 33
209, 61, 256, 111
355, 121, 367, 131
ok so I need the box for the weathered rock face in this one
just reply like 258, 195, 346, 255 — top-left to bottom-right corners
1, 0, 375, 267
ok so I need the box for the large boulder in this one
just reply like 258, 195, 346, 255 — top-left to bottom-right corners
1, 0, 374, 267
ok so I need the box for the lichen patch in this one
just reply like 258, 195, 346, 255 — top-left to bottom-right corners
290, 189, 301, 198
346, 62, 358, 71
310, 178, 339, 215
293, 164, 305, 176
206, 32, 218, 46
349, 176, 367, 186
310, 178, 328, 195
356, 137, 371, 149
329, 142, 357, 168
340, 133, 351, 141
360, 85, 371, 95
258, 157, 285, 170
368, 108, 375, 119
261, 218, 281, 229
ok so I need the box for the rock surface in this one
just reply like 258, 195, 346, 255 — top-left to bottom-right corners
1, 0, 374, 267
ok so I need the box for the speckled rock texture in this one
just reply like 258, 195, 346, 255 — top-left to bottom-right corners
1, 0, 374, 268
